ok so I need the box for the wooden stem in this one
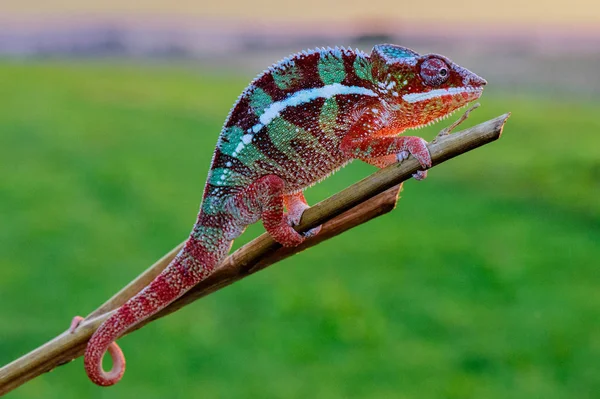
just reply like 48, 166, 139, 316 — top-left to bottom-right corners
0, 113, 510, 395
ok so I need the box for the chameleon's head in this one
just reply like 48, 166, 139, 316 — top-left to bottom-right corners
370, 44, 486, 129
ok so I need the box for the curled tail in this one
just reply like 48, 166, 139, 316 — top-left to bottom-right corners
84, 211, 237, 386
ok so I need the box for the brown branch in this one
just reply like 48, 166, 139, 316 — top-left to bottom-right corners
0, 112, 510, 395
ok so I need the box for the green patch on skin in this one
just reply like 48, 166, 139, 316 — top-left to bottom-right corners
201, 195, 224, 215
248, 87, 272, 116
318, 53, 346, 84
319, 97, 339, 134
209, 167, 246, 187
394, 73, 414, 88
268, 117, 335, 163
354, 56, 373, 82
192, 225, 224, 248
267, 117, 299, 156
238, 145, 264, 167
272, 64, 303, 90
235, 143, 264, 168
208, 167, 230, 186
219, 126, 264, 168
219, 126, 244, 155
320, 97, 351, 137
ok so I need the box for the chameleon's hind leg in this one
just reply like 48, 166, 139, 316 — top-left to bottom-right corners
228, 175, 306, 247
284, 191, 321, 237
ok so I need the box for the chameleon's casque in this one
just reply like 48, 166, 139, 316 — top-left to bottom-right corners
75, 44, 486, 386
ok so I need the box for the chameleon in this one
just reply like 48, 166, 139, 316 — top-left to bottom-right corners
72, 44, 486, 386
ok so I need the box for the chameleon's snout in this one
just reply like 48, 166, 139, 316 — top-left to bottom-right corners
472, 75, 487, 87
465, 70, 487, 88
453, 63, 487, 89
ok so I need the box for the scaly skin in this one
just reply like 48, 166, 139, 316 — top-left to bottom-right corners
75, 44, 486, 386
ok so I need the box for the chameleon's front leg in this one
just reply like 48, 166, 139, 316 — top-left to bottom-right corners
340, 104, 432, 180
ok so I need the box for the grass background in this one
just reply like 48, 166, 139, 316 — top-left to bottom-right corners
0, 61, 599, 398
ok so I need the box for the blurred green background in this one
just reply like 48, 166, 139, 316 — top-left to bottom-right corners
1, 2, 600, 397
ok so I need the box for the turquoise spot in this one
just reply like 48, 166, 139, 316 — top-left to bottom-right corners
218, 126, 264, 167
208, 167, 229, 186
376, 45, 418, 60
192, 225, 223, 248
249, 87, 272, 116
219, 126, 244, 156
209, 167, 245, 187
201, 196, 224, 215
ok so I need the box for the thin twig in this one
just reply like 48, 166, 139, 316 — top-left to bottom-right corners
0, 112, 510, 395
433, 103, 481, 143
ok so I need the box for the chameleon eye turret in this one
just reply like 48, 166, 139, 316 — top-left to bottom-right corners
420, 57, 451, 86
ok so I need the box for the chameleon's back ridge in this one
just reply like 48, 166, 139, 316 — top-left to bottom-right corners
76, 44, 486, 386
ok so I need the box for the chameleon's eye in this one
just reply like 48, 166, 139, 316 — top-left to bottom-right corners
420, 58, 450, 86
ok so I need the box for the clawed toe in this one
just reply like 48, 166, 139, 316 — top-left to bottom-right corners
287, 212, 304, 227
281, 191, 322, 244
302, 225, 322, 238
286, 210, 321, 240
396, 150, 410, 162
412, 170, 428, 181
287, 213, 321, 240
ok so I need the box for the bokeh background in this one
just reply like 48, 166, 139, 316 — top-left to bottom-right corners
1, 1, 599, 398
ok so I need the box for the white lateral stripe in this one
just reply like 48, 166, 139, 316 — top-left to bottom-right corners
402, 87, 475, 103
251, 84, 377, 133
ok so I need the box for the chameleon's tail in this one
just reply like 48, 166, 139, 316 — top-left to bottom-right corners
84, 212, 238, 386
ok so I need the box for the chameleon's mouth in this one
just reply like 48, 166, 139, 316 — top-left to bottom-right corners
407, 89, 484, 130
401, 86, 484, 104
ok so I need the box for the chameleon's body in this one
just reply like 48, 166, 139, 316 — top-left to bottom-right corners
78, 45, 486, 386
